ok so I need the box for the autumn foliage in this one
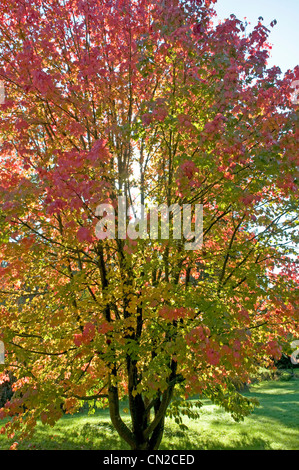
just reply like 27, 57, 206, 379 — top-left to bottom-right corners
0, 0, 298, 450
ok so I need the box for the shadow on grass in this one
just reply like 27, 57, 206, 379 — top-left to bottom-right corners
161, 431, 271, 451
1, 378, 298, 450
242, 380, 299, 428
19, 420, 271, 451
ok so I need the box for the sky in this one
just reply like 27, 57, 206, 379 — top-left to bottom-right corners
214, 0, 299, 74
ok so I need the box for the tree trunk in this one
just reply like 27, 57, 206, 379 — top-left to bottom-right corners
108, 374, 176, 450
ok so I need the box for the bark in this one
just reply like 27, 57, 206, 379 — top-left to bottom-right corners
108, 369, 181, 450
108, 381, 136, 449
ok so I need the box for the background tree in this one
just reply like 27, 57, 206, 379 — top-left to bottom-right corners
0, 0, 298, 450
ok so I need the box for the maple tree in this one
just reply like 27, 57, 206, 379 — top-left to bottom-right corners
0, 0, 298, 450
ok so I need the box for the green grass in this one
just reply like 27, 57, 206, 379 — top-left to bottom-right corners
1, 375, 299, 450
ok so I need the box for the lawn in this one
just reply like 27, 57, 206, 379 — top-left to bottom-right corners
1, 374, 298, 450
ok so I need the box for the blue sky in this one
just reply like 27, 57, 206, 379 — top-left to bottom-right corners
214, 0, 299, 74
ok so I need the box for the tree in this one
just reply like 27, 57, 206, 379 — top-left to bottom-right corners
0, 0, 298, 450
